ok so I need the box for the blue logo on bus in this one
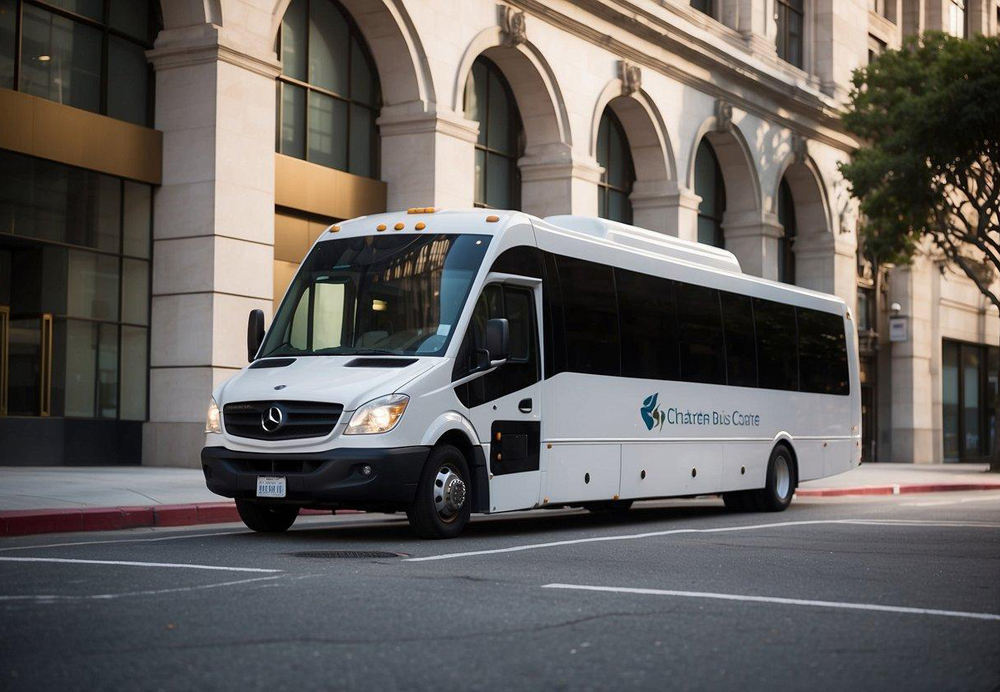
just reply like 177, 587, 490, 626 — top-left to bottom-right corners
641, 393, 665, 431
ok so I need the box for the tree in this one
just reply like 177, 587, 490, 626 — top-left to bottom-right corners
839, 32, 1000, 470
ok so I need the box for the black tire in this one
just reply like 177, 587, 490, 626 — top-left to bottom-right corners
583, 499, 634, 514
748, 444, 797, 512
407, 445, 471, 539
235, 499, 299, 533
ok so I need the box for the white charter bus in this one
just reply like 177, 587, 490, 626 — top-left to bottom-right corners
202, 209, 860, 538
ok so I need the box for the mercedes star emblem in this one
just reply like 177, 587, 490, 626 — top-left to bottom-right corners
261, 405, 284, 432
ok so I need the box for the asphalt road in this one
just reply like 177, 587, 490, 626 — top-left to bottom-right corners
1, 492, 999, 692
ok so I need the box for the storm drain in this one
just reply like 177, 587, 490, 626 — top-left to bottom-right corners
290, 550, 405, 559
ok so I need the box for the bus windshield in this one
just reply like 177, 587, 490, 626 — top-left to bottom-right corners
260, 233, 491, 358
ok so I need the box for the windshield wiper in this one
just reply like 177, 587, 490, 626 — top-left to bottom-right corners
348, 348, 405, 356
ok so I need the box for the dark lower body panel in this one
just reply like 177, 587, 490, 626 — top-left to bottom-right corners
201, 445, 430, 511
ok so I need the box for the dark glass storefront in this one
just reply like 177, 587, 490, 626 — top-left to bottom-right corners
942, 339, 999, 463
0, 148, 150, 464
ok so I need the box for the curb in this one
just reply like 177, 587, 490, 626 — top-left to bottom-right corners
796, 482, 1000, 498
0, 503, 358, 537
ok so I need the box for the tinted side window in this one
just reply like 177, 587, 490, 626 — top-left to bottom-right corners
798, 308, 849, 395
615, 268, 679, 381
676, 283, 726, 385
554, 255, 621, 376
754, 298, 798, 391
541, 252, 566, 378
490, 245, 543, 278
721, 292, 757, 388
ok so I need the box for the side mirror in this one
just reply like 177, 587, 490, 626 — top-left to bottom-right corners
485, 318, 509, 365
247, 309, 265, 362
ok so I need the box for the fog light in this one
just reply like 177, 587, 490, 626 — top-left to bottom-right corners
362, 465, 373, 477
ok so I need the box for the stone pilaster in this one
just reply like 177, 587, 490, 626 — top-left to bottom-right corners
377, 104, 480, 211
722, 211, 783, 280
143, 22, 279, 468
630, 181, 700, 242
519, 144, 603, 218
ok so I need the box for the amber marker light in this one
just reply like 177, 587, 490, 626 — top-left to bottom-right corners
486, 215, 500, 222
415, 222, 426, 230
330, 224, 341, 232
376, 224, 386, 231
394, 222, 405, 230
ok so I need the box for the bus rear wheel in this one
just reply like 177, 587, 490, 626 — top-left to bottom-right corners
407, 445, 471, 539
235, 500, 299, 532
723, 444, 796, 513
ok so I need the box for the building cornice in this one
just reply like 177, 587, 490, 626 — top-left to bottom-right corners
507, 0, 858, 153
147, 26, 281, 79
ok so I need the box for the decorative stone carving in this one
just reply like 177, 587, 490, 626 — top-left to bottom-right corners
714, 99, 733, 132
791, 134, 808, 164
619, 60, 641, 96
499, 6, 527, 48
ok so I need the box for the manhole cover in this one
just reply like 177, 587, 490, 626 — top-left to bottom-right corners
290, 550, 405, 559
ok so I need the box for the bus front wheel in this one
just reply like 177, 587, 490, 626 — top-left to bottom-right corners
723, 444, 796, 513
407, 444, 471, 539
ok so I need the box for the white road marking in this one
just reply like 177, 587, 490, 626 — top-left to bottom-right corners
902, 494, 1000, 508
542, 583, 1000, 622
0, 530, 248, 553
403, 518, 1000, 562
0, 575, 282, 603
0, 556, 280, 573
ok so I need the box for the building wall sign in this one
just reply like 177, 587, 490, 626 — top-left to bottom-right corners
888, 316, 908, 342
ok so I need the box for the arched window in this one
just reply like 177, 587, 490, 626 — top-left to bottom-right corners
464, 56, 523, 210
276, 0, 380, 178
777, 177, 797, 284
596, 109, 635, 224
695, 139, 726, 248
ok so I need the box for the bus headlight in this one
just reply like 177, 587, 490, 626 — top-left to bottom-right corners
205, 398, 222, 434
345, 394, 409, 435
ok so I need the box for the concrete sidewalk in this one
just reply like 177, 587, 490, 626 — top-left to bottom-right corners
1, 462, 998, 536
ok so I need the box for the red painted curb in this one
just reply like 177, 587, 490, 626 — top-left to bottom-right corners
0, 502, 348, 537
797, 482, 1000, 497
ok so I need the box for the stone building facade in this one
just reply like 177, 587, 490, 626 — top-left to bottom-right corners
0, 0, 996, 467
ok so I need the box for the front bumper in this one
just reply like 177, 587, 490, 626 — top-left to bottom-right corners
201, 445, 429, 509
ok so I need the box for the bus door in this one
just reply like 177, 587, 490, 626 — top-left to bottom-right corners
456, 278, 543, 512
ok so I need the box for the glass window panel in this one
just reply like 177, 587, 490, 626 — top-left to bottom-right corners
721, 292, 757, 387
474, 148, 486, 206
280, 82, 306, 158
676, 284, 726, 385
348, 103, 372, 178
608, 120, 626, 188
350, 37, 374, 105
67, 250, 119, 321
798, 308, 849, 395
989, 349, 998, 456
281, 0, 307, 81
122, 258, 148, 325
695, 141, 718, 217
62, 319, 118, 419
107, 36, 149, 125
608, 190, 628, 224
46, 0, 103, 21
7, 315, 43, 415
486, 69, 510, 153
110, 0, 149, 40
596, 115, 609, 181
943, 342, 960, 461
486, 152, 511, 209
963, 347, 981, 456
597, 189, 607, 219
697, 217, 718, 247
20, 4, 102, 113
617, 268, 679, 381
465, 60, 488, 146
308, 90, 347, 169
0, 0, 14, 89
554, 255, 620, 376
123, 182, 151, 258
309, 0, 349, 95
753, 297, 798, 391
120, 325, 147, 420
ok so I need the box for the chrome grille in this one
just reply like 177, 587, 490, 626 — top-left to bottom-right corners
223, 401, 344, 441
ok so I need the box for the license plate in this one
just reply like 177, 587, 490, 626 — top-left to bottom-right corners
256, 476, 286, 498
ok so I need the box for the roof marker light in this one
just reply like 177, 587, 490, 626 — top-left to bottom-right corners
330, 225, 341, 232
486, 215, 499, 223
376, 224, 386, 232
415, 222, 426, 230
394, 222, 405, 230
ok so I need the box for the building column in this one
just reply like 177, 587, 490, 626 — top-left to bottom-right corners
631, 181, 700, 241
887, 256, 937, 463
377, 104, 479, 211
519, 144, 603, 218
143, 23, 279, 468
723, 211, 783, 280
795, 232, 859, 307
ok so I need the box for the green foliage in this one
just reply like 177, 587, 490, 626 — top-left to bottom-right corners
839, 32, 1000, 294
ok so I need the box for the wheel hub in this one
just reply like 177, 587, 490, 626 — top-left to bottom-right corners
434, 466, 466, 519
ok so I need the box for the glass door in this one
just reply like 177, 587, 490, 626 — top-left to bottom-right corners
5, 312, 52, 417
